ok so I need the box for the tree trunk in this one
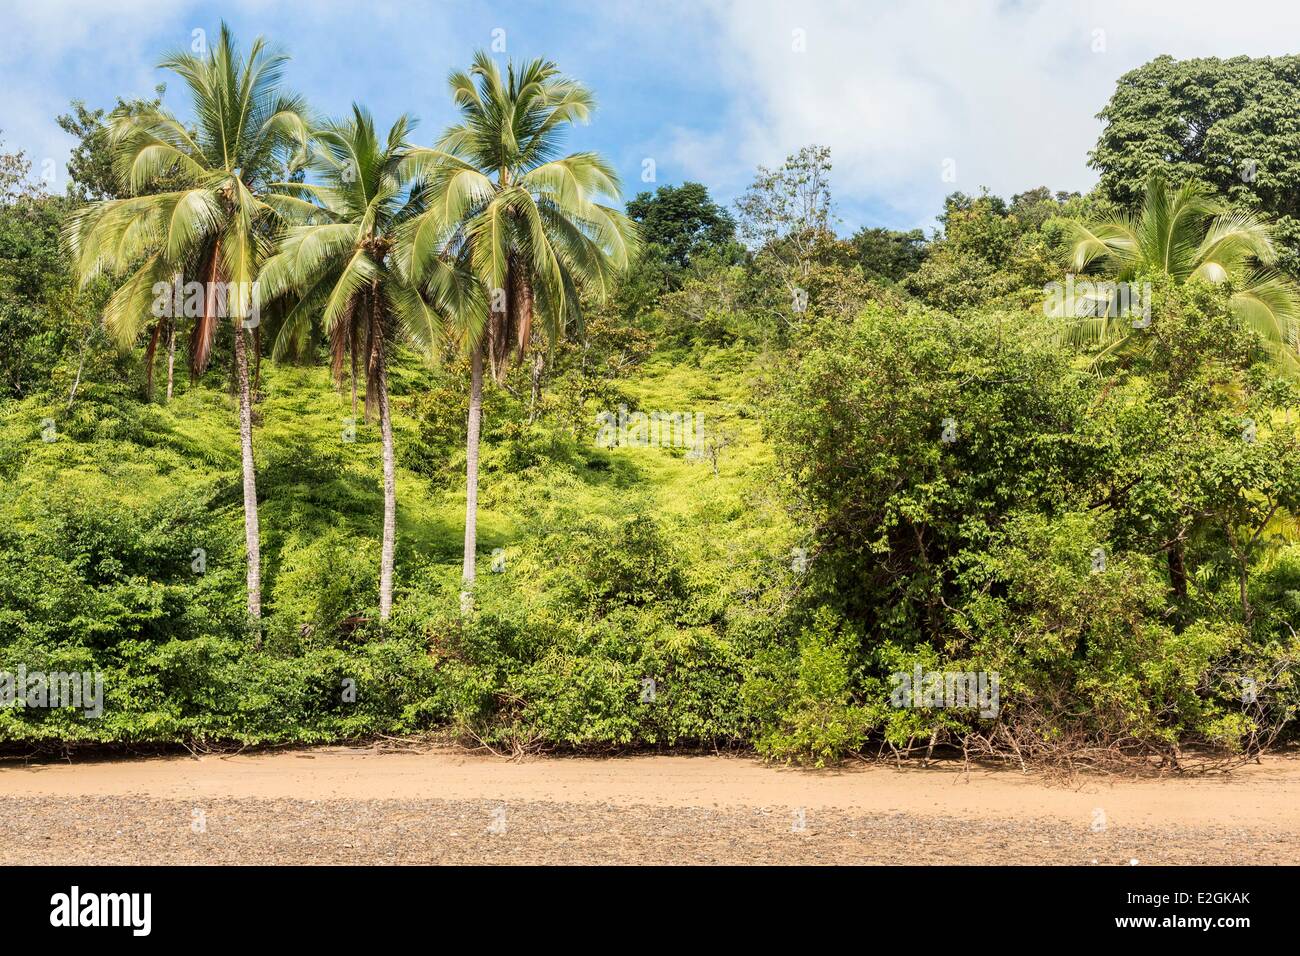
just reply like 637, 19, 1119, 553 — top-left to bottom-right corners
252, 325, 262, 397
513, 267, 534, 362
1167, 539, 1187, 600
144, 320, 163, 401
1240, 562, 1252, 628
66, 323, 94, 411
375, 329, 396, 622
166, 273, 181, 401
363, 320, 373, 425
350, 336, 359, 421
528, 349, 544, 424
490, 269, 509, 383
233, 324, 263, 628
461, 342, 484, 593
166, 316, 176, 402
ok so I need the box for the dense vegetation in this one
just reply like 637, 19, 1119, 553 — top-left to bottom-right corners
1, 34, 1297, 768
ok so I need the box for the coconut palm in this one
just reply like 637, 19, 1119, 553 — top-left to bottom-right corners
257, 105, 464, 621
400, 51, 639, 590
1059, 174, 1300, 375
63, 24, 310, 624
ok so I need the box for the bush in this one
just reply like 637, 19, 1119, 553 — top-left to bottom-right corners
759, 293, 1300, 765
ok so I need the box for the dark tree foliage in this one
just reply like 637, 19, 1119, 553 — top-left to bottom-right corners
1090, 54, 1300, 273
848, 226, 927, 282
626, 181, 737, 270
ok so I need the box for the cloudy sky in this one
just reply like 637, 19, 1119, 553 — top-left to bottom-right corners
4, 0, 1300, 233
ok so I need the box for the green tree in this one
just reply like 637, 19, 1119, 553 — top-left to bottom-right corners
1060, 174, 1300, 374
765, 306, 1094, 645
0, 140, 82, 399
1089, 54, 1300, 275
1087, 278, 1300, 623
58, 92, 193, 400
401, 51, 638, 591
904, 189, 1061, 312
849, 226, 927, 282
258, 106, 462, 621
734, 144, 835, 295
1009, 187, 1081, 231
626, 181, 737, 271
63, 23, 311, 626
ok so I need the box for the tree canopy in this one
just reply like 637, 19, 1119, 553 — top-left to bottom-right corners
1090, 54, 1300, 275
626, 181, 737, 271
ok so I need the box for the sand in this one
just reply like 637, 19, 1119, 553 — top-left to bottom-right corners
1, 747, 1295, 864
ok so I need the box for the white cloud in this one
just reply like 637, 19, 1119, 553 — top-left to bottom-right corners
0, 1, 190, 184
687, 0, 1300, 229
6, 0, 1300, 231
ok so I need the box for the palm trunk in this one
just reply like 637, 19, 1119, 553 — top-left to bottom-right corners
461, 342, 484, 593
362, 322, 373, 424
233, 324, 263, 628
144, 320, 163, 401
166, 320, 176, 401
350, 339, 359, 420
375, 327, 396, 622
528, 350, 544, 424
252, 325, 262, 396
514, 269, 534, 361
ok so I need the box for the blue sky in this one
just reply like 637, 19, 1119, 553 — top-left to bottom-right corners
5, 0, 1300, 234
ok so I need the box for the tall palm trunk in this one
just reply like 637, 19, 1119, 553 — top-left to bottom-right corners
253, 328, 262, 394
363, 321, 373, 424
374, 310, 396, 622
144, 320, 163, 400
167, 273, 180, 402
232, 322, 263, 626
513, 267, 534, 361
166, 316, 176, 402
528, 350, 544, 424
462, 341, 484, 591
350, 335, 359, 420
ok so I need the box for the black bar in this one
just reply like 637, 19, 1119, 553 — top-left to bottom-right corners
0, 865, 1284, 941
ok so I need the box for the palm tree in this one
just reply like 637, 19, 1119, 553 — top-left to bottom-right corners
1059, 174, 1300, 375
258, 105, 457, 621
64, 24, 310, 625
400, 51, 639, 592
